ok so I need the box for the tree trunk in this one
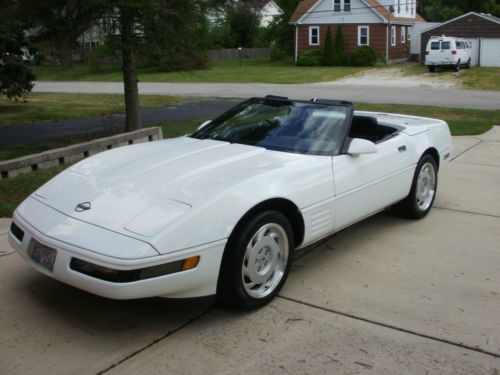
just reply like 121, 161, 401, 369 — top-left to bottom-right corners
120, 8, 141, 132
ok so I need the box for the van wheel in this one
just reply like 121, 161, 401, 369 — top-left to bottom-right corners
428, 66, 435, 73
465, 58, 471, 68
454, 60, 461, 72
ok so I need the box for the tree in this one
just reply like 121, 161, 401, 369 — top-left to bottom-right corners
322, 26, 335, 66
226, 2, 259, 47
0, 24, 35, 101
333, 25, 347, 66
21, 0, 222, 132
261, 0, 301, 57
418, 0, 500, 21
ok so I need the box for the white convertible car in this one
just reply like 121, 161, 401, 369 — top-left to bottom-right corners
9, 96, 452, 309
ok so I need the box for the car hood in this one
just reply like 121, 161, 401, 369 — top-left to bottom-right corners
33, 137, 307, 241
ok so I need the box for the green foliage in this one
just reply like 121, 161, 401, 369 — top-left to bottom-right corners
322, 27, 335, 66
270, 47, 289, 61
0, 24, 35, 100
349, 46, 377, 66
333, 25, 347, 66
418, 0, 500, 21
297, 49, 323, 66
227, 2, 260, 48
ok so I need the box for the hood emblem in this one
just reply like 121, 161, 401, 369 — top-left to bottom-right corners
75, 202, 91, 212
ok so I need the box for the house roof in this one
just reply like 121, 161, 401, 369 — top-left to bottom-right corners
289, 0, 426, 24
421, 11, 500, 34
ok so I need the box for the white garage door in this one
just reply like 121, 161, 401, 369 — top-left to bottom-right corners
480, 38, 500, 67
466, 38, 480, 66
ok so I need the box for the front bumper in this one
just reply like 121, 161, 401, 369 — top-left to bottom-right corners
9, 201, 226, 300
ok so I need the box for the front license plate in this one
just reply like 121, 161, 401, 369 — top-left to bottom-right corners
28, 240, 57, 272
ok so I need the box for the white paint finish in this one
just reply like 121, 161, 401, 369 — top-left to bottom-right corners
259, 1, 282, 27
480, 38, 500, 67
466, 38, 480, 66
410, 22, 440, 55
10, 109, 451, 299
425, 36, 472, 67
333, 134, 414, 229
300, 0, 381, 24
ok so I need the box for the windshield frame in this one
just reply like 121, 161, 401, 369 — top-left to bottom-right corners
190, 97, 354, 157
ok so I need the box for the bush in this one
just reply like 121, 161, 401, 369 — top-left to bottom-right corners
270, 47, 290, 61
322, 26, 335, 66
297, 49, 322, 66
333, 25, 348, 66
349, 46, 377, 66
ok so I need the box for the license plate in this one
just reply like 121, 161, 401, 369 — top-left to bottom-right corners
28, 240, 57, 272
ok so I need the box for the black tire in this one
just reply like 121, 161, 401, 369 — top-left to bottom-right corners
465, 58, 471, 69
428, 66, 435, 73
393, 154, 438, 220
217, 210, 294, 310
454, 60, 461, 72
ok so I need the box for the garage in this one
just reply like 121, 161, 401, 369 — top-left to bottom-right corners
480, 38, 500, 67
421, 12, 500, 67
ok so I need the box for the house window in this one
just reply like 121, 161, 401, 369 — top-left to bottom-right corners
333, 0, 350, 12
401, 26, 405, 43
391, 26, 396, 46
397, 0, 401, 13
333, 0, 341, 12
309, 26, 320, 46
344, 0, 351, 12
407, 28, 411, 41
358, 26, 369, 46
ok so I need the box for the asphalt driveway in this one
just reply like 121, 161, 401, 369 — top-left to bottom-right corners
1, 128, 499, 374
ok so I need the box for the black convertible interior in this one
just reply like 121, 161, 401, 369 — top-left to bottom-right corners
349, 115, 400, 143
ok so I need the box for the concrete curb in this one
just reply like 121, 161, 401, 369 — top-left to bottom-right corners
0, 127, 163, 180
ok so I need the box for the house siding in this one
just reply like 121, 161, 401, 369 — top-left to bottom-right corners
298, 24, 410, 62
420, 14, 500, 63
299, 0, 382, 24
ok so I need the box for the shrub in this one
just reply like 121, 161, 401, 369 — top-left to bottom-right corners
349, 46, 377, 66
270, 47, 289, 61
322, 26, 335, 66
333, 25, 347, 66
297, 49, 322, 66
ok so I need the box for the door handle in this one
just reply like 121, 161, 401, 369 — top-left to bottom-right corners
398, 145, 407, 152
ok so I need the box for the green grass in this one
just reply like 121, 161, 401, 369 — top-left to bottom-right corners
354, 103, 499, 135
0, 93, 184, 126
32, 58, 372, 84
0, 164, 69, 217
402, 66, 500, 91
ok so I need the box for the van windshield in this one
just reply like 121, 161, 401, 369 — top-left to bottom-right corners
441, 41, 451, 50
431, 41, 440, 50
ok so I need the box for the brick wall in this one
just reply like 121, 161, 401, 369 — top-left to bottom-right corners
297, 24, 411, 62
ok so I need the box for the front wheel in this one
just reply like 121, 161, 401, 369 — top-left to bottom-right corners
428, 65, 435, 73
454, 60, 461, 72
217, 211, 293, 309
465, 58, 471, 68
393, 154, 438, 219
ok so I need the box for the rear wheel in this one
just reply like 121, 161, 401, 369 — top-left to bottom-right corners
454, 60, 461, 72
465, 58, 471, 68
428, 66, 435, 73
393, 154, 438, 219
217, 211, 293, 309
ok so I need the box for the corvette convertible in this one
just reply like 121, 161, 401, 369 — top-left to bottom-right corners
9, 96, 452, 309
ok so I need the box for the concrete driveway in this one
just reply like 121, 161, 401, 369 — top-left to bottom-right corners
1, 128, 499, 374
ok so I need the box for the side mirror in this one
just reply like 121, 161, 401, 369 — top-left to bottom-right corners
347, 138, 377, 156
198, 120, 211, 131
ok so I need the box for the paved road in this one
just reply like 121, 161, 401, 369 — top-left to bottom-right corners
1, 128, 499, 374
0, 99, 238, 147
34, 81, 500, 110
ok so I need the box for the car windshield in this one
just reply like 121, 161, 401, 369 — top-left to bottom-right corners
191, 99, 350, 156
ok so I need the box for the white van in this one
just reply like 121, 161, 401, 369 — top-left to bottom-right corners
425, 36, 472, 72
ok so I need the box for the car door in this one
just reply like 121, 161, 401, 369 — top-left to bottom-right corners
332, 133, 414, 230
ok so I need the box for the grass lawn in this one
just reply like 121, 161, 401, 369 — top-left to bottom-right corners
32, 58, 372, 84
0, 93, 183, 126
402, 66, 500, 91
